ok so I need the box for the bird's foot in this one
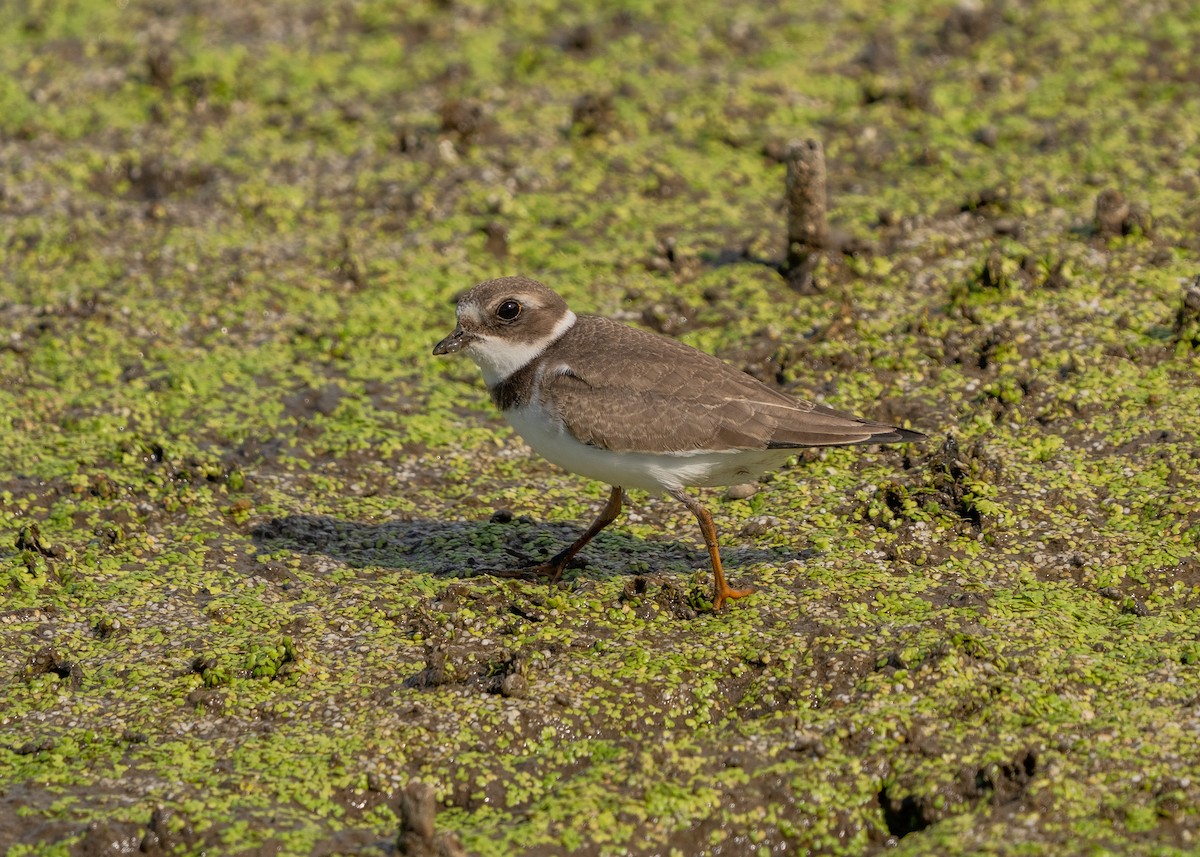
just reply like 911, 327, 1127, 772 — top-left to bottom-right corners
484, 561, 567, 582
712, 583, 755, 611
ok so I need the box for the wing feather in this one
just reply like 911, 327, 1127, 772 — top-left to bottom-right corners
536, 317, 921, 453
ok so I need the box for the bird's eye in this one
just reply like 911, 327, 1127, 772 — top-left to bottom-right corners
496, 300, 522, 321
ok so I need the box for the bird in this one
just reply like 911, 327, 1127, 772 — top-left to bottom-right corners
433, 276, 923, 609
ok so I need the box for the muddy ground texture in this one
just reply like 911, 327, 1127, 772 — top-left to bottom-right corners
3, 1, 1200, 855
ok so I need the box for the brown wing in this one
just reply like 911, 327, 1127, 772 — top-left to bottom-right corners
538, 316, 922, 453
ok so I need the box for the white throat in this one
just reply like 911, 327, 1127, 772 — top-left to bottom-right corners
470, 310, 576, 387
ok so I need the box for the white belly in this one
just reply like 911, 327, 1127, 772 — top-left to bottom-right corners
504, 404, 793, 493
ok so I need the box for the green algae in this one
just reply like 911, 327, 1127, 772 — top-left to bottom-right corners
2, 0, 1200, 854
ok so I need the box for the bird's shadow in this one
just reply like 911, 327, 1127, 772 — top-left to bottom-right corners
250, 513, 799, 583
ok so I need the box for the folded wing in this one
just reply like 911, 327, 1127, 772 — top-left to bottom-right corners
539, 317, 922, 453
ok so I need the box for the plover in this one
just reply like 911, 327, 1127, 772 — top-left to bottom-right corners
433, 276, 923, 609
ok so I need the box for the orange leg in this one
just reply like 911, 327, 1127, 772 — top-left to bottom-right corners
499, 485, 623, 582
670, 488, 755, 610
